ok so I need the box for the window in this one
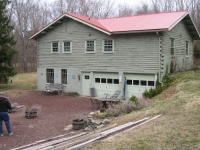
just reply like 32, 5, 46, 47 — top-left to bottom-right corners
107, 78, 112, 84
51, 42, 59, 53
103, 39, 114, 53
63, 41, 72, 53
61, 69, 67, 84
133, 80, 139, 85
186, 41, 189, 55
127, 80, 132, 85
114, 79, 119, 84
86, 41, 95, 53
170, 38, 175, 55
46, 69, 54, 83
101, 78, 106, 83
148, 81, 154, 86
85, 75, 90, 79
141, 80, 147, 86
95, 78, 100, 83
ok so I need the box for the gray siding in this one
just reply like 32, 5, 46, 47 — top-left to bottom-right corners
161, 21, 193, 75
38, 19, 160, 74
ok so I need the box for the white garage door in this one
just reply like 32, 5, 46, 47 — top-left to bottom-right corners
125, 74, 156, 98
94, 73, 120, 97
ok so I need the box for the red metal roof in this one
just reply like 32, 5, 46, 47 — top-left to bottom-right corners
65, 13, 109, 33
98, 11, 188, 33
30, 10, 197, 39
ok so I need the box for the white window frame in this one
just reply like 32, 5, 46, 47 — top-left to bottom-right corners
170, 38, 175, 55
62, 41, 72, 53
102, 39, 114, 53
85, 40, 96, 53
186, 41, 189, 55
51, 41, 59, 53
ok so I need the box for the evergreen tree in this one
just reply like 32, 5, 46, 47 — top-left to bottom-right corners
0, 0, 17, 83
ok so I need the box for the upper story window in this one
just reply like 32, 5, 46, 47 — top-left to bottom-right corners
85, 40, 95, 53
63, 41, 72, 53
51, 42, 59, 53
61, 69, 67, 84
170, 38, 175, 55
46, 69, 54, 83
186, 41, 189, 55
103, 39, 114, 53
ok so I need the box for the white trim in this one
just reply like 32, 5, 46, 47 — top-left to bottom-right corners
85, 40, 96, 53
30, 14, 66, 39
168, 12, 188, 31
111, 29, 167, 34
168, 13, 200, 38
102, 39, 114, 53
62, 41, 72, 53
188, 14, 200, 38
30, 14, 110, 39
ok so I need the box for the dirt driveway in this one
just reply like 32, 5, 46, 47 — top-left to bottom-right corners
0, 90, 94, 150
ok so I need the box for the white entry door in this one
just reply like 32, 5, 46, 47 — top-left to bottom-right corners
82, 73, 91, 96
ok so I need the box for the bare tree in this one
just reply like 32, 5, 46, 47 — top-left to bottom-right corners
135, 2, 153, 14
117, 4, 134, 17
51, 0, 116, 18
9, 0, 53, 72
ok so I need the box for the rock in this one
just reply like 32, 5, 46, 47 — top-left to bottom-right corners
84, 127, 93, 131
64, 125, 72, 131
89, 112, 95, 116
11, 103, 18, 108
101, 118, 111, 125
97, 124, 105, 129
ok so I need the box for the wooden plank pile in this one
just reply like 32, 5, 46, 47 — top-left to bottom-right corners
12, 115, 161, 150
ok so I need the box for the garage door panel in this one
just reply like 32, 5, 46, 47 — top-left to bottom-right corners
125, 74, 156, 98
94, 73, 119, 97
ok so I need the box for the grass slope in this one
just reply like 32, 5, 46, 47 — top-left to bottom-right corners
84, 71, 200, 150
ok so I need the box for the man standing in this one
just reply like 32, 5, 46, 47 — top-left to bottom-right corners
0, 92, 13, 136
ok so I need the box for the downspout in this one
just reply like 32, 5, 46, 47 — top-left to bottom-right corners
156, 31, 163, 85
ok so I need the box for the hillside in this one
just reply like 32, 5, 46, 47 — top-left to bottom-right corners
84, 71, 200, 150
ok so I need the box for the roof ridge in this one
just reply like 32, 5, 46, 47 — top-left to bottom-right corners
98, 10, 188, 20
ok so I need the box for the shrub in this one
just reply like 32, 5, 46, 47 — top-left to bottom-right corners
106, 100, 137, 117
95, 111, 109, 119
107, 107, 121, 117
129, 95, 138, 105
120, 100, 137, 113
142, 74, 174, 99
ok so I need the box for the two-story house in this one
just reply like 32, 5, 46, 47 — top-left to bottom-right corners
30, 10, 199, 99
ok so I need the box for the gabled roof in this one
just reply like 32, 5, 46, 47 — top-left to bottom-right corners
30, 10, 200, 40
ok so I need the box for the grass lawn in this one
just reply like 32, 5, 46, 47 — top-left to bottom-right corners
0, 72, 37, 91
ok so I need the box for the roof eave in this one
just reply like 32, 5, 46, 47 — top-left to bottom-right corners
110, 29, 167, 35
30, 14, 111, 40
64, 13, 111, 35
168, 12, 200, 40
29, 14, 66, 40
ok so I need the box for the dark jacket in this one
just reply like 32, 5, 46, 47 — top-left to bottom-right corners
0, 97, 12, 112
